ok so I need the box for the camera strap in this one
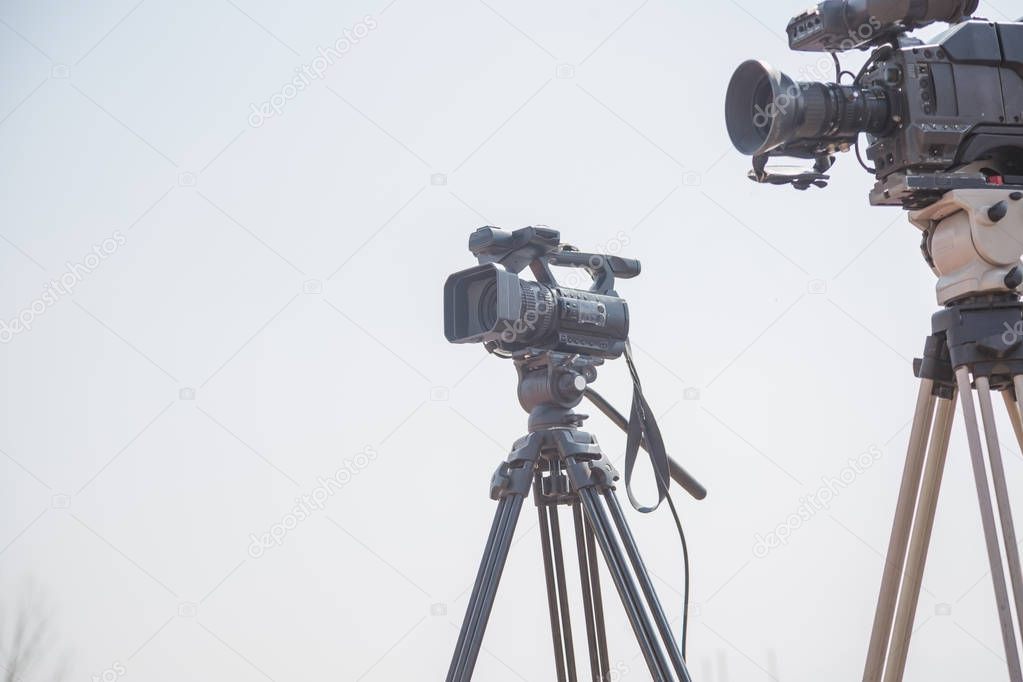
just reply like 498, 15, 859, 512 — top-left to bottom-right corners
623, 341, 671, 513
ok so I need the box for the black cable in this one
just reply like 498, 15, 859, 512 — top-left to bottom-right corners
624, 448, 691, 656
855, 135, 877, 173
853, 44, 891, 86
583, 387, 692, 657
845, 45, 890, 175
661, 477, 690, 656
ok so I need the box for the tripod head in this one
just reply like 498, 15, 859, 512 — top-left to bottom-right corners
912, 176, 1023, 305
514, 349, 600, 432
511, 347, 708, 501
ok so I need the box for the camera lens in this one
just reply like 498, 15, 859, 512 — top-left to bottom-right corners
726, 61, 797, 156
477, 281, 498, 332
752, 78, 775, 140
726, 59, 892, 157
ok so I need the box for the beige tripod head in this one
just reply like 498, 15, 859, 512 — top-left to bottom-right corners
912, 178, 1023, 306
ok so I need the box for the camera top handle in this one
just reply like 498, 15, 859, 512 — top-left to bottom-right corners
468, 226, 640, 296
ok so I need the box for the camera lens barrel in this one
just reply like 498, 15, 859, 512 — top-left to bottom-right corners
513, 281, 628, 357
726, 60, 892, 157
799, 82, 892, 140
513, 280, 556, 345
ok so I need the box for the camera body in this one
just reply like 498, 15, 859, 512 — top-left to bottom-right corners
725, 0, 1023, 208
444, 227, 638, 360
864, 20, 1023, 207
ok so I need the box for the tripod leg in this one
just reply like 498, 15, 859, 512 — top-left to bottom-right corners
585, 520, 611, 680
450, 494, 511, 678
538, 478, 570, 682
882, 394, 956, 682
577, 486, 672, 682
448, 492, 527, 682
978, 378, 1023, 636
604, 491, 692, 682
572, 502, 603, 682
545, 461, 579, 682
864, 379, 938, 682
956, 367, 1023, 682
1003, 381, 1023, 447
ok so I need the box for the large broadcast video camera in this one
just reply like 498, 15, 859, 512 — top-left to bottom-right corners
725, 0, 1023, 208
725, 4, 1023, 681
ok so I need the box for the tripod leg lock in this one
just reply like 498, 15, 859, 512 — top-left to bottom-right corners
915, 331, 955, 398
490, 432, 547, 500
564, 457, 618, 493
490, 461, 535, 500
547, 430, 619, 493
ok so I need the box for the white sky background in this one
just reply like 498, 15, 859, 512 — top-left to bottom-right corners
0, 0, 1021, 680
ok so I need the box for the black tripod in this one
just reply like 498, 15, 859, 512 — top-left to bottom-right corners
447, 351, 696, 682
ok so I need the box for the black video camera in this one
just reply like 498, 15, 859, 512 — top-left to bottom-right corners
724, 0, 1023, 208
444, 227, 640, 359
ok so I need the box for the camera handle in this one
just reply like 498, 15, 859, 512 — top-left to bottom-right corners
468, 225, 640, 296
533, 249, 641, 297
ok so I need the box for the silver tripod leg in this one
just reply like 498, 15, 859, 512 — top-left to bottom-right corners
864, 379, 937, 682
956, 367, 1023, 682
1003, 380, 1023, 447
882, 394, 956, 682
977, 376, 1023, 635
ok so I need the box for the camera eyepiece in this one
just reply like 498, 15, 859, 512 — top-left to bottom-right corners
788, 0, 979, 52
